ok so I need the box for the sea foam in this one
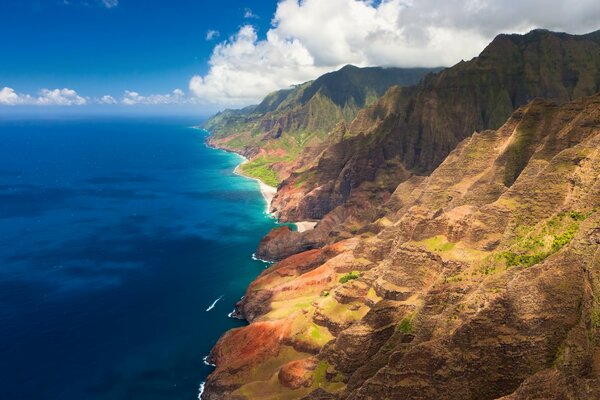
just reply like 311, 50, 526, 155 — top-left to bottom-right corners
203, 355, 216, 367
206, 295, 223, 312
198, 381, 205, 399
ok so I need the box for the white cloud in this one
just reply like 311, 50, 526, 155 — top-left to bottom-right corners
100, 0, 118, 8
121, 89, 188, 105
0, 87, 192, 106
37, 88, 87, 105
0, 87, 192, 107
244, 8, 259, 19
0, 87, 32, 105
206, 30, 220, 41
0, 87, 86, 106
189, 25, 326, 106
189, 0, 600, 107
99, 95, 117, 104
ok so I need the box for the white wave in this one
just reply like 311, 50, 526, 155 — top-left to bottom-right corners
198, 381, 205, 399
203, 355, 216, 367
227, 309, 245, 320
251, 253, 274, 265
206, 295, 223, 312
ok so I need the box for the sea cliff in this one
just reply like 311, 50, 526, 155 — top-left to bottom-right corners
201, 29, 600, 400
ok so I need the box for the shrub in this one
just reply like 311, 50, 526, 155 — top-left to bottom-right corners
568, 210, 587, 221
502, 251, 547, 268
339, 272, 360, 284
397, 317, 413, 334
551, 227, 577, 251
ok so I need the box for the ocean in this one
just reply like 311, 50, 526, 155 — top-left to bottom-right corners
0, 117, 280, 400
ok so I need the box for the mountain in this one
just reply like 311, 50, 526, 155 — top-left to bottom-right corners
201, 29, 600, 400
270, 29, 600, 225
204, 65, 441, 186
203, 90, 600, 400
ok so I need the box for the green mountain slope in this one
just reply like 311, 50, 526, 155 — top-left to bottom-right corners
204, 65, 441, 186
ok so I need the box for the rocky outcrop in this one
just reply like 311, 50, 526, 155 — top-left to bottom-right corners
203, 92, 600, 399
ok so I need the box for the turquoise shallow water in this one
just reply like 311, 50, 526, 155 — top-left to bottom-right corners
0, 117, 280, 400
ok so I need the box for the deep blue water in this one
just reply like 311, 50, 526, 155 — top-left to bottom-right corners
0, 117, 280, 400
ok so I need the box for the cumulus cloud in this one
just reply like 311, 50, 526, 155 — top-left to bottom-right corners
99, 95, 117, 104
206, 30, 220, 41
0, 87, 32, 105
189, 25, 325, 106
0, 87, 86, 106
0, 87, 193, 107
189, 0, 600, 107
37, 88, 87, 105
121, 89, 188, 105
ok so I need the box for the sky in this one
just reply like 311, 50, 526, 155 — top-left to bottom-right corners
2, 0, 600, 115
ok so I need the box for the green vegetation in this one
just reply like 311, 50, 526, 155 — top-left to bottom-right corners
366, 287, 381, 303
339, 271, 360, 284
502, 252, 547, 268
267, 297, 317, 319
501, 210, 592, 268
567, 210, 589, 221
397, 317, 413, 334
239, 157, 283, 187
319, 296, 369, 323
421, 235, 456, 252
204, 66, 441, 191
310, 323, 324, 340
205, 66, 440, 141
313, 360, 329, 386
396, 311, 417, 334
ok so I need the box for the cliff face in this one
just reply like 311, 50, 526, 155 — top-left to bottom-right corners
203, 93, 600, 400
202, 29, 600, 400
270, 29, 600, 225
204, 65, 441, 186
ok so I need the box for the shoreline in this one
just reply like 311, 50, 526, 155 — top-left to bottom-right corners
233, 160, 277, 214
199, 131, 275, 212
203, 133, 316, 232
233, 161, 316, 232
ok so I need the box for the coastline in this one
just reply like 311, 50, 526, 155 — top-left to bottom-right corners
233, 160, 276, 214
233, 160, 316, 232
200, 130, 276, 215
202, 132, 316, 232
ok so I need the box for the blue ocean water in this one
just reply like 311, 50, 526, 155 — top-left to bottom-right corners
0, 117, 280, 400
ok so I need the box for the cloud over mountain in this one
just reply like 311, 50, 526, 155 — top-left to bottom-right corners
189, 0, 600, 107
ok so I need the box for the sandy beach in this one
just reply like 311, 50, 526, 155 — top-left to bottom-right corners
231, 155, 317, 232
295, 221, 317, 232
257, 180, 276, 213
233, 160, 277, 214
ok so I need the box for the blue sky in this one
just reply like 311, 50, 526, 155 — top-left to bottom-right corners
1, 0, 276, 113
2, 1, 277, 94
2, 0, 600, 114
